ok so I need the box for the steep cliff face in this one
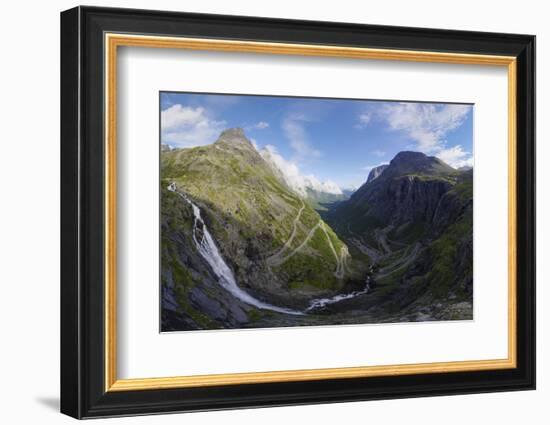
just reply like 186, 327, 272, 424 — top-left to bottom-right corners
360, 175, 452, 231
380, 177, 473, 320
366, 164, 388, 184
325, 151, 473, 320
331, 151, 460, 242
431, 169, 473, 233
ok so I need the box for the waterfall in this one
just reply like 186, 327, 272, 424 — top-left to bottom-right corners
168, 183, 303, 316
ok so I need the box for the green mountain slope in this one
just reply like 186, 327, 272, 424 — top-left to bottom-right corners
161, 128, 359, 328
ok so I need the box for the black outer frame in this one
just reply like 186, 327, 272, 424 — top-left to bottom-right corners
60, 5, 535, 419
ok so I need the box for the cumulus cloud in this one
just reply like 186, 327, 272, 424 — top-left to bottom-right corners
244, 121, 270, 132
260, 145, 342, 196
282, 114, 321, 159
161, 104, 226, 148
380, 103, 471, 152
369, 102, 473, 168
250, 138, 260, 151
435, 145, 474, 169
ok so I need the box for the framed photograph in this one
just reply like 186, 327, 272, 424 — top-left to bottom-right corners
60, 6, 535, 419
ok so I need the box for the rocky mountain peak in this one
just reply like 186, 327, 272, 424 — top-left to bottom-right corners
392, 151, 428, 162
221, 127, 245, 138
386, 151, 455, 177
215, 128, 253, 148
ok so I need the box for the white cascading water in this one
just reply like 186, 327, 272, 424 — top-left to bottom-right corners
306, 276, 371, 312
168, 183, 303, 316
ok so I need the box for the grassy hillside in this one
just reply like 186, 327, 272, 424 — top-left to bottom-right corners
161, 128, 360, 311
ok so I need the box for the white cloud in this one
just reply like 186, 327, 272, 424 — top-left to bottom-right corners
354, 112, 372, 129
162, 104, 204, 129
282, 115, 321, 159
260, 145, 342, 196
435, 145, 473, 169
250, 138, 260, 151
371, 103, 473, 168
380, 103, 471, 153
161, 104, 226, 148
253, 121, 269, 130
245, 121, 270, 132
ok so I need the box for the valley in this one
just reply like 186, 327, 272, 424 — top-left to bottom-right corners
161, 128, 473, 331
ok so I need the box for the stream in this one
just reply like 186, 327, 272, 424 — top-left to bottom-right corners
306, 276, 371, 312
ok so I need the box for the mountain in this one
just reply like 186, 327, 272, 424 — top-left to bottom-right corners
161, 132, 472, 330
326, 151, 473, 320
332, 151, 458, 236
161, 128, 360, 330
366, 164, 388, 184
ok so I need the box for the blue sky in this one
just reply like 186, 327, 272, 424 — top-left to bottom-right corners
160, 92, 473, 190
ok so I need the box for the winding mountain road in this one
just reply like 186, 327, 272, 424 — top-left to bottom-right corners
376, 242, 421, 280
266, 200, 305, 263
320, 222, 349, 279
346, 223, 384, 261
346, 221, 422, 282
266, 202, 350, 279
267, 220, 321, 266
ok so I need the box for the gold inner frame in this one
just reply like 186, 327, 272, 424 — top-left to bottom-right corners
104, 33, 517, 392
